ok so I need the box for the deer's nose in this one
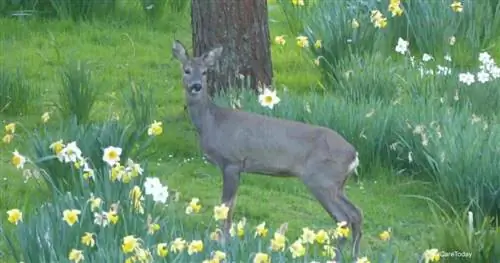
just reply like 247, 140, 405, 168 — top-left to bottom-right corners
190, 84, 202, 92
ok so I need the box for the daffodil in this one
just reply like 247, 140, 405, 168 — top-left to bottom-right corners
188, 240, 204, 255
59, 141, 83, 163
423, 248, 441, 262
81, 232, 95, 247
255, 222, 268, 237
49, 139, 65, 157
356, 256, 371, 263
334, 221, 350, 238
62, 209, 81, 226
322, 245, 336, 258
213, 203, 229, 221
351, 18, 360, 29
379, 229, 391, 241
314, 39, 322, 49
301, 227, 316, 244
258, 88, 281, 109
2, 134, 13, 144
210, 228, 222, 241
185, 198, 202, 214
292, 0, 304, 6
315, 229, 329, 244
274, 35, 286, 45
147, 120, 163, 136
253, 252, 270, 263
87, 195, 102, 212
157, 243, 168, 257
102, 146, 122, 166
388, 0, 403, 16
6, 209, 22, 225
148, 222, 160, 235
270, 232, 286, 251
289, 239, 306, 258
296, 36, 309, 48
451, 1, 463, 12
122, 235, 139, 253
41, 112, 50, 123
11, 150, 26, 169
236, 217, 246, 237
170, 238, 186, 253
68, 249, 84, 263
107, 210, 119, 224
213, 250, 226, 261
5, 122, 15, 133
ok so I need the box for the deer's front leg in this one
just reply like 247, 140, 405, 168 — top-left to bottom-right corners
220, 164, 241, 243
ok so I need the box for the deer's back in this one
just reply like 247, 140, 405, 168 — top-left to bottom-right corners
200, 107, 355, 176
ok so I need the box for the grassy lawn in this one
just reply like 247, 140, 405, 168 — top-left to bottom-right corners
1, 1, 494, 263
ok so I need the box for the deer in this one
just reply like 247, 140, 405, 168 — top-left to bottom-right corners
172, 40, 363, 261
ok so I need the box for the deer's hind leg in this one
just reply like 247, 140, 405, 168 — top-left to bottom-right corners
339, 191, 363, 260
301, 172, 351, 261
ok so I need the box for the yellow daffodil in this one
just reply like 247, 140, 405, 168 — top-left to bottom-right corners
2, 134, 13, 144
314, 39, 322, 49
187, 240, 204, 255
122, 235, 139, 253
6, 209, 22, 225
81, 232, 95, 247
451, 1, 463, 12
170, 238, 186, 253
334, 221, 350, 238
68, 249, 84, 263
315, 229, 329, 244
62, 209, 81, 226
148, 223, 160, 235
270, 232, 286, 251
292, 0, 304, 6
388, 0, 403, 16
296, 36, 309, 48
301, 227, 316, 244
87, 195, 102, 212
423, 248, 441, 262
41, 112, 50, 123
255, 222, 268, 237
356, 256, 371, 263
210, 228, 222, 241
351, 18, 360, 29
253, 252, 270, 263
147, 120, 163, 136
185, 198, 202, 214
5, 122, 15, 134
379, 229, 391, 241
157, 243, 168, 257
213, 203, 229, 221
289, 239, 306, 258
274, 35, 286, 45
108, 210, 119, 224
322, 245, 336, 258
11, 150, 26, 169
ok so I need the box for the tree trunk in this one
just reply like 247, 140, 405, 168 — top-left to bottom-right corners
191, 0, 273, 96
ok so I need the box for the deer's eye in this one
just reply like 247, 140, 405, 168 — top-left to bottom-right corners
184, 69, 191, 74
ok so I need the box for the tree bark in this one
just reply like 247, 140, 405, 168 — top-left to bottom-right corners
191, 0, 273, 96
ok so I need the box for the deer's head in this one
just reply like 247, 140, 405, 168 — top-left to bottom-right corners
172, 40, 223, 100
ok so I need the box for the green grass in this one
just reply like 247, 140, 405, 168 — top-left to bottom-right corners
0, 1, 491, 263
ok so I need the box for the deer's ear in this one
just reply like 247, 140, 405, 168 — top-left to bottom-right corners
172, 40, 189, 64
202, 46, 223, 67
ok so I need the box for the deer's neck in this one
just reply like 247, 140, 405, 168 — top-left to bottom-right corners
187, 95, 218, 135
